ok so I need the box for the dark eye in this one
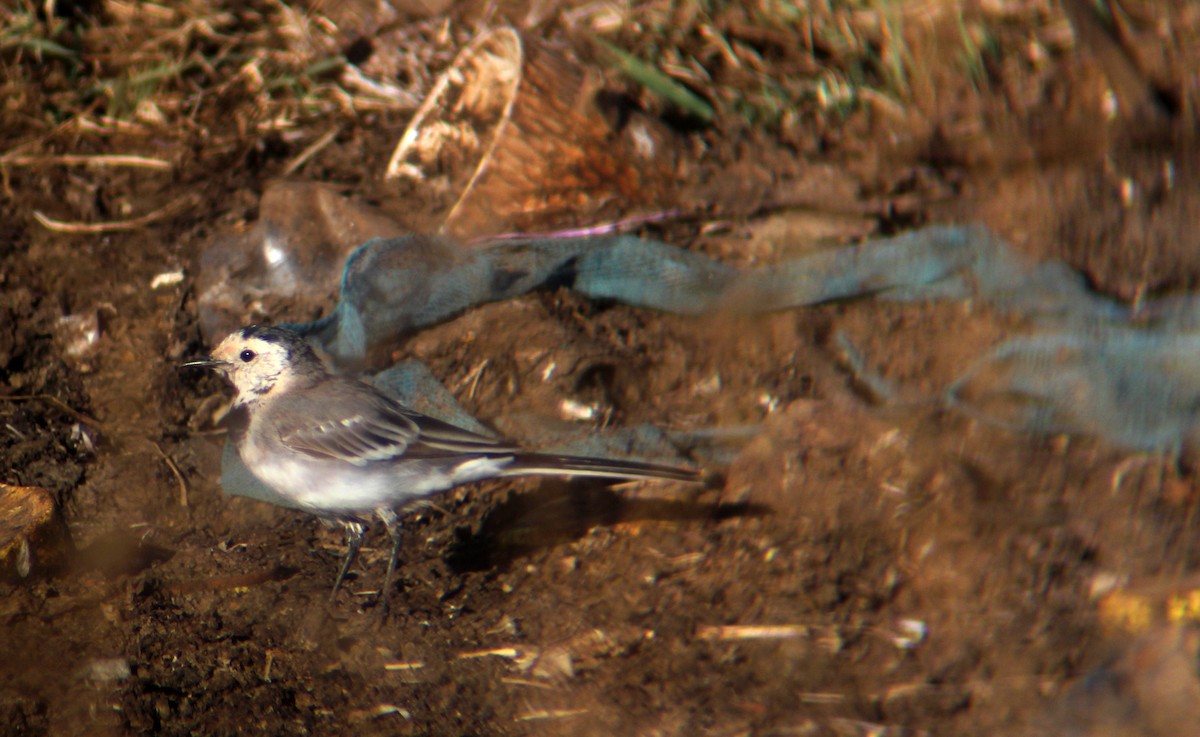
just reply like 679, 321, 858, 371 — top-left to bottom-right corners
239, 349, 256, 362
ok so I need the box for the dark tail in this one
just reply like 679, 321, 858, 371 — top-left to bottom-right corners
503, 452, 700, 483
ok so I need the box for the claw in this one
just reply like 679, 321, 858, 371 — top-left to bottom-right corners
330, 520, 366, 603
375, 508, 403, 618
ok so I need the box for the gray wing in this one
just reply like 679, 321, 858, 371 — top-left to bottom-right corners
279, 382, 518, 465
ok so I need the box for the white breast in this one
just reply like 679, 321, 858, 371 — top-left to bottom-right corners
238, 421, 514, 514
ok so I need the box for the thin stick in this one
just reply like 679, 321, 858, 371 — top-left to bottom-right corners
160, 565, 295, 594
281, 127, 339, 175
696, 624, 810, 640
153, 441, 189, 507
457, 647, 520, 660
470, 210, 683, 244
500, 677, 556, 690
453, 358, 489, 400
382, 661, 426, 672
33, 193, 198, 233
0, 154, 171, 169
0, 393, 102, 427
516, 709, 589, 722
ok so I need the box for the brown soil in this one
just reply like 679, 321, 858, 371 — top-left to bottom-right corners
3, 1, 1200, 736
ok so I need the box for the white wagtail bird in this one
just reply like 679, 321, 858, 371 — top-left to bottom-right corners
185, 324, 701, 613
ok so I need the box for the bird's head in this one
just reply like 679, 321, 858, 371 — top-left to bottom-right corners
184, 325, 323, 403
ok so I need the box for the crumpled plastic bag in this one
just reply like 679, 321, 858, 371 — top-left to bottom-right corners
200, 196, 1200, 506
276, 221, 1200, 456
284, 226, 986, 368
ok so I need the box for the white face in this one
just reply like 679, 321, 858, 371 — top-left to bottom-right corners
209, 333, 295, 402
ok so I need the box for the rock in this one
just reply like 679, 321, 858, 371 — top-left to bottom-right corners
0, 483, 69, 580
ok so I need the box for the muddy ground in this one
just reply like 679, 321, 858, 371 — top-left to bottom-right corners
3, 1, 1200, 735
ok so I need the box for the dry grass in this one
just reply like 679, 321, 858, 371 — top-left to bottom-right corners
0, 0, 1056, 177
0, 0, 464, 197
569, 0, 1055, 131
0, 0, 1077, 226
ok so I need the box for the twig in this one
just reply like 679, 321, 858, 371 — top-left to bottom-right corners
0, 154, 171, 169
281, 127, 339, 175
453, 358, 489, 400
153, 441, 189, 507
159, 565, 296, 594
0, 393, 102, 427
799, 692, 846, 704
457, 647, 520, 660
383, 661, 426, 672
340, 64, 420, 108
348, 704, 411, 721
472, 210, 683, 244
75, 116, 151, 134
516, 709, 589, 722
33, 193, 199, 233
500, 677, 556, 690
696, 624, 810, 640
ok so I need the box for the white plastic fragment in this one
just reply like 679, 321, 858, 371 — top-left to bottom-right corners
150, 270, 185, 289
693, 373, 721, 396
56, 313, 101, 356
892, 619, 927, 649
82, 658, 132, 682
559, 398, 597, 421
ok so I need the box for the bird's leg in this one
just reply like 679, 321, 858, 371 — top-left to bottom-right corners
375, 507, 403, 617
330, 520, 365, 604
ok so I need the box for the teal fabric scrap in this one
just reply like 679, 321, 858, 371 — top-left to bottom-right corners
290, 226, 984, 366
220, 221, 1200, 506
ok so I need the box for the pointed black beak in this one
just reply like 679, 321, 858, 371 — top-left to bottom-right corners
181, 356, 225, 370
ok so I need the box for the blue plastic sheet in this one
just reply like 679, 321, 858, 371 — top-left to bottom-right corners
946, 330, 1200, 454
218, 220, 1200, 505
288, 227, 987, 367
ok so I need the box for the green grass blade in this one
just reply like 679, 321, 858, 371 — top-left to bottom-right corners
593, 37, 714, 122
